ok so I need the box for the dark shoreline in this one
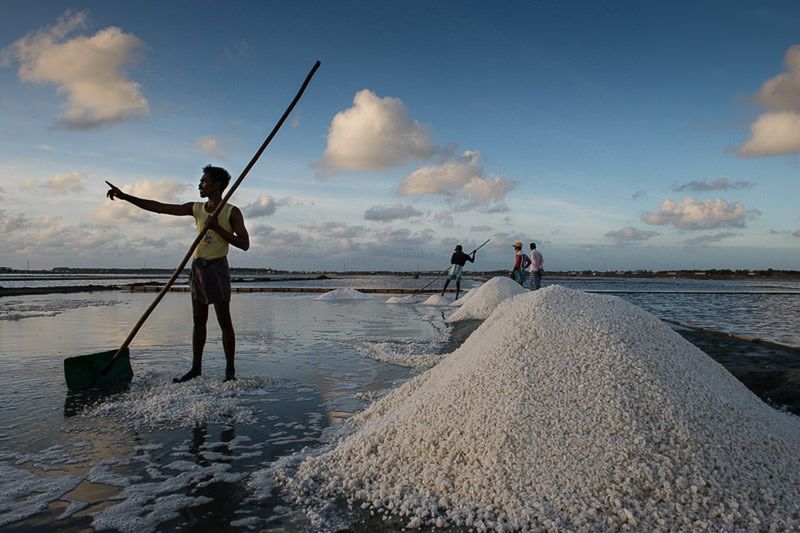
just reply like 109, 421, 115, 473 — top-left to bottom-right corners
3, 267, 800, 281
0, 284, 121, 297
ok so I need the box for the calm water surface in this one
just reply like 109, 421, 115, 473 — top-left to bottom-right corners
0, 274, 798, 531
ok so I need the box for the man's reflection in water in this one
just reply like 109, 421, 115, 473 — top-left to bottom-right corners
182, 424, 241, 528
190, 424, 237, 465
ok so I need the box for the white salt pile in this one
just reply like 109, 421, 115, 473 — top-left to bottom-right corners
355, 339, 446, 369
385, 295, 417, 304
423, 294, 452, 306
446, 276, 527, 322
283, 286, 800, 530
315, 288, 372, 301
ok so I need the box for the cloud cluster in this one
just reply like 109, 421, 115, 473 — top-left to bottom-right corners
643, 197, 760, 230
604, 226, 659, 246
670, 178, 752, 192
315, 90, 437, 177
739, 44, 800, 156
794, 229, 800, 238
302, 219, 366, 239
682, 232, 739, 246
2, 11, 148, 129
365, 227, 435, 256
398, 151, 513, 210
41, 171, 86, 194
364, 204, 422, 222
242, 194, 293, 218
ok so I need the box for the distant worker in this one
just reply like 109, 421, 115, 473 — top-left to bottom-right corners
512, 241, 530, 286
106, 165, 250, 383
529, 242, 544, 290
441, 244, 475, 300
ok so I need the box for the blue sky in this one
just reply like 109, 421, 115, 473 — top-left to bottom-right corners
1, 1, 799, 271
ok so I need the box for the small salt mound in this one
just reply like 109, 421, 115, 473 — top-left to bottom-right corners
85, 374, 276, 430
446, 276, 527, 322
286, 286, 800, 530
451, 287, 477, 307
385, 295, 416, 304
422, 294, 452, 306
315, 288, 372, 301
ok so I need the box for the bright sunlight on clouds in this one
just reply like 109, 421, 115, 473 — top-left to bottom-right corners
739, 44, 800, 157
314, 89, 438, 177
1, 10, 148, 129
643, 198, 760, 231
398, 151, 513, 210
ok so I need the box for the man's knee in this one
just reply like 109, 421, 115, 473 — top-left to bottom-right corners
192, 301, 209, 326
214, 303, 233, 329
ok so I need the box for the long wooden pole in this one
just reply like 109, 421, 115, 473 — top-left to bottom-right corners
102, 60, 321, 374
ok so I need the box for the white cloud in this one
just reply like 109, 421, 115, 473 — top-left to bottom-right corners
682, 232, 740, 246
93, 179, 189, 223
604, 226, 659, 246
642, 197, 760, 230
314, 89, 437, 177
755, 44, 800, 112
243, 194, 278, 218
2, 11, 148, 129
250, 224, 309, 252
364, 204, 422, 222
470, 225, 493, 232
302, 219, 366, 239
738, 44, 800, 156
398, 151, 513, 210
670, 178, 752, 192
41, 171, 86, 194
364, 228, 435, 256
738, 112, 800, 157
195, 136, 231, 159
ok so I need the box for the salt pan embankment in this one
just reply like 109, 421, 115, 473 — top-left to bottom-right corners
446, 276, 528, 321
283, 285, 800, 530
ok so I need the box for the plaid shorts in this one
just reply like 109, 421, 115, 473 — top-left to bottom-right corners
448, 264, 464, 281
190, 257, 231, 304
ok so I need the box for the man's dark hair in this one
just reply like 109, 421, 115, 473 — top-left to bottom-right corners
530, 242, 536, 249
203, 165, 232, 189
455, 244, 463, 251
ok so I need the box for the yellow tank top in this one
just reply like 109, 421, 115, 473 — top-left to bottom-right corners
193, 202, 234, 260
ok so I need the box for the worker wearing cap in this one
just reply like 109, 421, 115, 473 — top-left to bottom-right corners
511, 241, 528, 286
441, 244, 475, 300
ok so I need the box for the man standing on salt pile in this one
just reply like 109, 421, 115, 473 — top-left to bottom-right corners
440, 244, 476, 300
511, 241, 528, 285
106, 165, 250, 383
529, 241, 544, 290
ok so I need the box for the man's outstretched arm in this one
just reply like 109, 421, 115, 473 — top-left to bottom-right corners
106, 181, 193, 216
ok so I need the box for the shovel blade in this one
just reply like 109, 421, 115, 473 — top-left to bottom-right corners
64, 348, 133, 392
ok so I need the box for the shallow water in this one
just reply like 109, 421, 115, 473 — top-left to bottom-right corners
1, 275, 799, 531
0, 287, 453, 531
